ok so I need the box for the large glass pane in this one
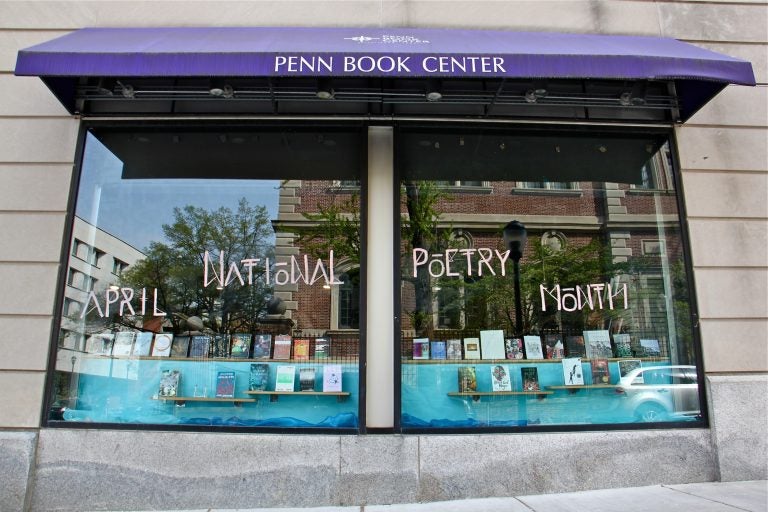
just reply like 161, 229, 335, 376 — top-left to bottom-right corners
51, 126, 363, 430
398, 127, 701, 429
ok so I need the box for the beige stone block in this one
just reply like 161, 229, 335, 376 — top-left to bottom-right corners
0, 263, 59, 315
676, 127, 768, 172
274, 246, 300, 256
0, 213, 65, 262
0, 316, 52, 371
0, 75, 69, 116
689, 219, 768, 268
606, 197, 622, 206
700, 319, 768, 373
695, 268, 768, 319
688, 85, 768, 127
607, 205, 628, 214
277, 205, 296, 213
659, 3, 768, 43
0, 370, 44, 427
0, 118, 79, 163
682, 171, 768, 219
697, 43, 767, 84
0, 165, 71, 211
0, 29, 70, 72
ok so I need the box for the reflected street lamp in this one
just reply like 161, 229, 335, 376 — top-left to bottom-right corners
503, 220, 528, 335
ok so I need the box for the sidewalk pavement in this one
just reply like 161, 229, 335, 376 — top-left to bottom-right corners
133, 480, 767, 512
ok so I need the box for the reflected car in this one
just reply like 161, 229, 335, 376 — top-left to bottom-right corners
614, 365, 700, 422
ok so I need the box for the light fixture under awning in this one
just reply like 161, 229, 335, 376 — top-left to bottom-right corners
15, 26, 755, 120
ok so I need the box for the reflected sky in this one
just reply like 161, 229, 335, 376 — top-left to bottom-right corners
76, 133, 280, 252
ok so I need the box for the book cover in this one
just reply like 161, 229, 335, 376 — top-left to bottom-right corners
249, 363, 270, 391
613, 333, 633, 357
505, 338, 524, 359
640, 339, 661, 357
446, 339, 463, 360
480, 329, 506, 360
230, 333, 252, 359
274, 365, 296, 391
463, 338, 481, 359
458, 366, 477, 393
252, 334, 272, 359
544, 334, 565, 359
132, 332, 154, 356
170, 335, 191, 358
189, 335, 211, 358
322, 364, 343, 392
86, 333, 114, 355
112, 331, 135, 357
211, 335, 229, 358
591, 358, 611, 385
521, 367, 540, 391
299, 367, 316, 391
314, 337, 330, 359
151, 333, 174, 357
583, 330, 613, 359
430, 340, 447, 360
562, 358, 584, 386
490, 364, 512, 392
215, 371, 236, 398
618, 359, 643, 382
273, 335, 292, 360
565, 335, 586, 358
293, 339, 310, 360
158, 369, 180, 397
523, 335, 544, 359
412, 338, 430, 359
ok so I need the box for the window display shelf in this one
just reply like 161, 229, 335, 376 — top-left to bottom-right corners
447, 391, 552, 400
548, 385, 617, 394
404, 357, 670, 365
151, 396, 256, 406
245, 390, 351, 402
103, 356, 356, 363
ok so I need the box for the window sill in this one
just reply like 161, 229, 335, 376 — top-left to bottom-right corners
511, 188, 582, 197
436, 186, 493, 194
627, 188, 674, 195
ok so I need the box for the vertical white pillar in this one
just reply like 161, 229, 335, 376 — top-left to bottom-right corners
366, 126, 394, 428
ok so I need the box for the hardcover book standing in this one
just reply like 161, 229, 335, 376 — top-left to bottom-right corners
230, 334, 252, 359
249, 363, 270, 391
412, 338, 430, 359
112, 332, 135, 357
132, 332, 153, 356
314, 338, 330, 359
505, 338, 524, 359
523, 335, 544, 359
480, 329, 506, 360
490, 364, 512, 392
299, 367, 316, 391
170, 336, 191, 358
275, 365, 296, 391
293, 339, 310, 360
565, 335, 586, 358
252, 334, 272, 359
562, 358, 584, 386
446, 339, 462, 360
211, 335, 229, 358
458, 367, 477, 393
151, 333, 174, 357
544, 334, 565, 359
640, 339, 661, 357
430, 340, 447, 360
215, 371, 236, 398
591, 358, 611, 384
521, 367, 540, 391
273, 335, 292, 360
322, 364, 343, 392
613, 333, 633, 357
463, 338, 481, 360
618, 359, 643, 382
189, 335, 211, 358
584, 330, 613, 359
158, 369, 180, 397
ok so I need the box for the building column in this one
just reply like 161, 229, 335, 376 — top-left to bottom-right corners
366, 126, 394, 428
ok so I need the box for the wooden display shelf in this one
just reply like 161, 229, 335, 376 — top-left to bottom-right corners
405, 357, 670, 365
109, 356, 356, 363
548, 384, 617, 394
152, 396, 256, 406
244, 390, 351, 402
447, 390, 552, 401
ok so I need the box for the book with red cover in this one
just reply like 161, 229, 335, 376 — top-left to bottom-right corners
293, 338, 310, 360
272, 335, 292, 360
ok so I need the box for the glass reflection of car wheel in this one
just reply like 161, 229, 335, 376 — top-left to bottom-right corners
636, 403, 668, 422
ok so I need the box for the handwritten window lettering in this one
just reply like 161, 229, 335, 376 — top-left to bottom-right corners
539, 283, 629, 312
411, 248, 510, 278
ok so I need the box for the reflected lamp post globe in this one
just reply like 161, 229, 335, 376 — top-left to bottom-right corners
502, 220, 528, 335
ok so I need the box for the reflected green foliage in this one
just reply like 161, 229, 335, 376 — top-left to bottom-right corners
296, 193, 361, 265
121, 198, 274, 334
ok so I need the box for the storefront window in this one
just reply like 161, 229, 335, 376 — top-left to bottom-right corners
398, 126, 702, 429
50, 125, 363, 430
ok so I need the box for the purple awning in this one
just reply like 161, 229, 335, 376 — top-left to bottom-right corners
15, 27, 756, 119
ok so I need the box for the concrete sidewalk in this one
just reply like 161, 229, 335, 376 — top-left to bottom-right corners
133, 480, 767, 512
